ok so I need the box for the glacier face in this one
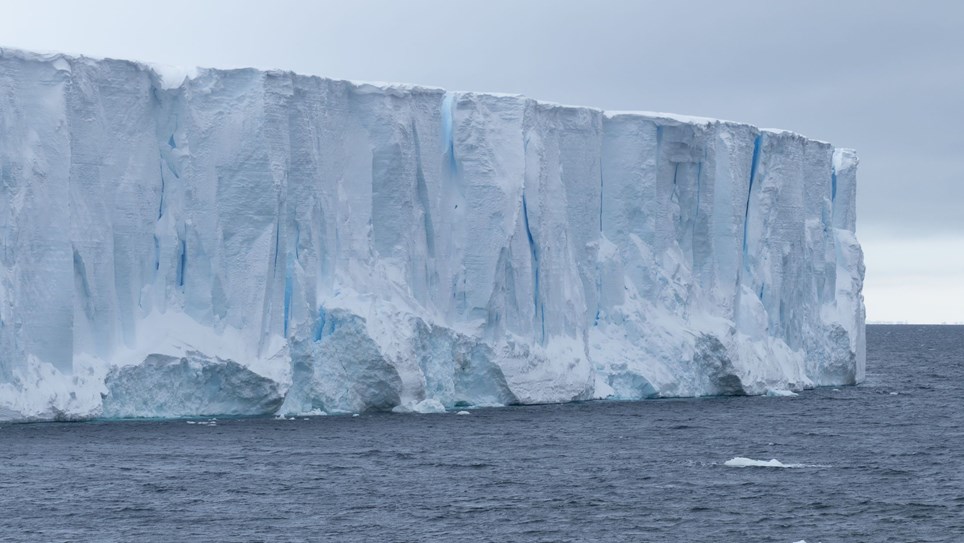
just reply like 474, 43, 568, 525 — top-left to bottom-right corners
0, 48, 865, 420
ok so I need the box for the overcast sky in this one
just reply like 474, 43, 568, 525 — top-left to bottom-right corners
2, 0, 961, 322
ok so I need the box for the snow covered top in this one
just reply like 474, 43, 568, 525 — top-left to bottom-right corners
0, 45, 831, 145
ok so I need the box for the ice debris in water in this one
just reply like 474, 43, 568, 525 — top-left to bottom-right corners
724, 457, 828, 468
765, 388, 798, 397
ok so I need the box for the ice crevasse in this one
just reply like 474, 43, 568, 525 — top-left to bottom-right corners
0, 48, 865, 420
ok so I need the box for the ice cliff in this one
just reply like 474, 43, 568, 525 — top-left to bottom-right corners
0, 48, 865, 420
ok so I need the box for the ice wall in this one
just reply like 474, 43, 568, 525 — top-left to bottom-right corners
0, 49, 865, 420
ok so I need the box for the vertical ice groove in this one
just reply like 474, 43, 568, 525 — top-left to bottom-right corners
742, 133, 763, 260
73, 249, 92, 315
441, 91, 457, 174
284, 252, 292, 336
411, 122, 435, 258
831, 164, 837, 203
313, 307, 327, 342
157, 164, 165, 220
270, 209, 292, 337
283, 216, 293, 337
521, 193, 544, 344
294, 222, 300, 260
598, 160, 604, 233
176, 238, 186, 288
655, 125, 664, 178
695, 160, 703, 216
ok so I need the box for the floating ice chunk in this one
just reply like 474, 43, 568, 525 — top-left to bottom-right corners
723, 457, 828, 468
411, 320, 518, 407
456, 411, 471, 415
765, 388, 799, 397
281, 309, 402, 415
725, 457, 790, 468
101, 353, 283, 418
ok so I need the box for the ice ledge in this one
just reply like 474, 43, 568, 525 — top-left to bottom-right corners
0, 45, 826, 142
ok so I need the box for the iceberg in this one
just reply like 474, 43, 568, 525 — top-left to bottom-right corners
102, 353, 283, 418
0, 48, 865, 420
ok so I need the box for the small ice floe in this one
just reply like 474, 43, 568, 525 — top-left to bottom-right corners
765, 388, 798, 397
725, 457, 789, 468
723, 457, 829, 469
186, 420, 197, 424
456, 411, 471, 415
352, 413, 360, 417
889, 391, 899, 395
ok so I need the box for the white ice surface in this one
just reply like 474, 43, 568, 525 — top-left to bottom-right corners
723, 457, 829, 468
0, 48, 865, 420
393, 398, 447, 414
765, 388, 799, 397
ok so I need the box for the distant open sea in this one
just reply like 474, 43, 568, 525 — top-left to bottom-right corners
1, 325, 962, 542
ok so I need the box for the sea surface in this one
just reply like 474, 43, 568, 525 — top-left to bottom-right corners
2, 325, 962, 542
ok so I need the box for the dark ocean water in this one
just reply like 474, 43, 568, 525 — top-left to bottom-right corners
1, 325, 962, 542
